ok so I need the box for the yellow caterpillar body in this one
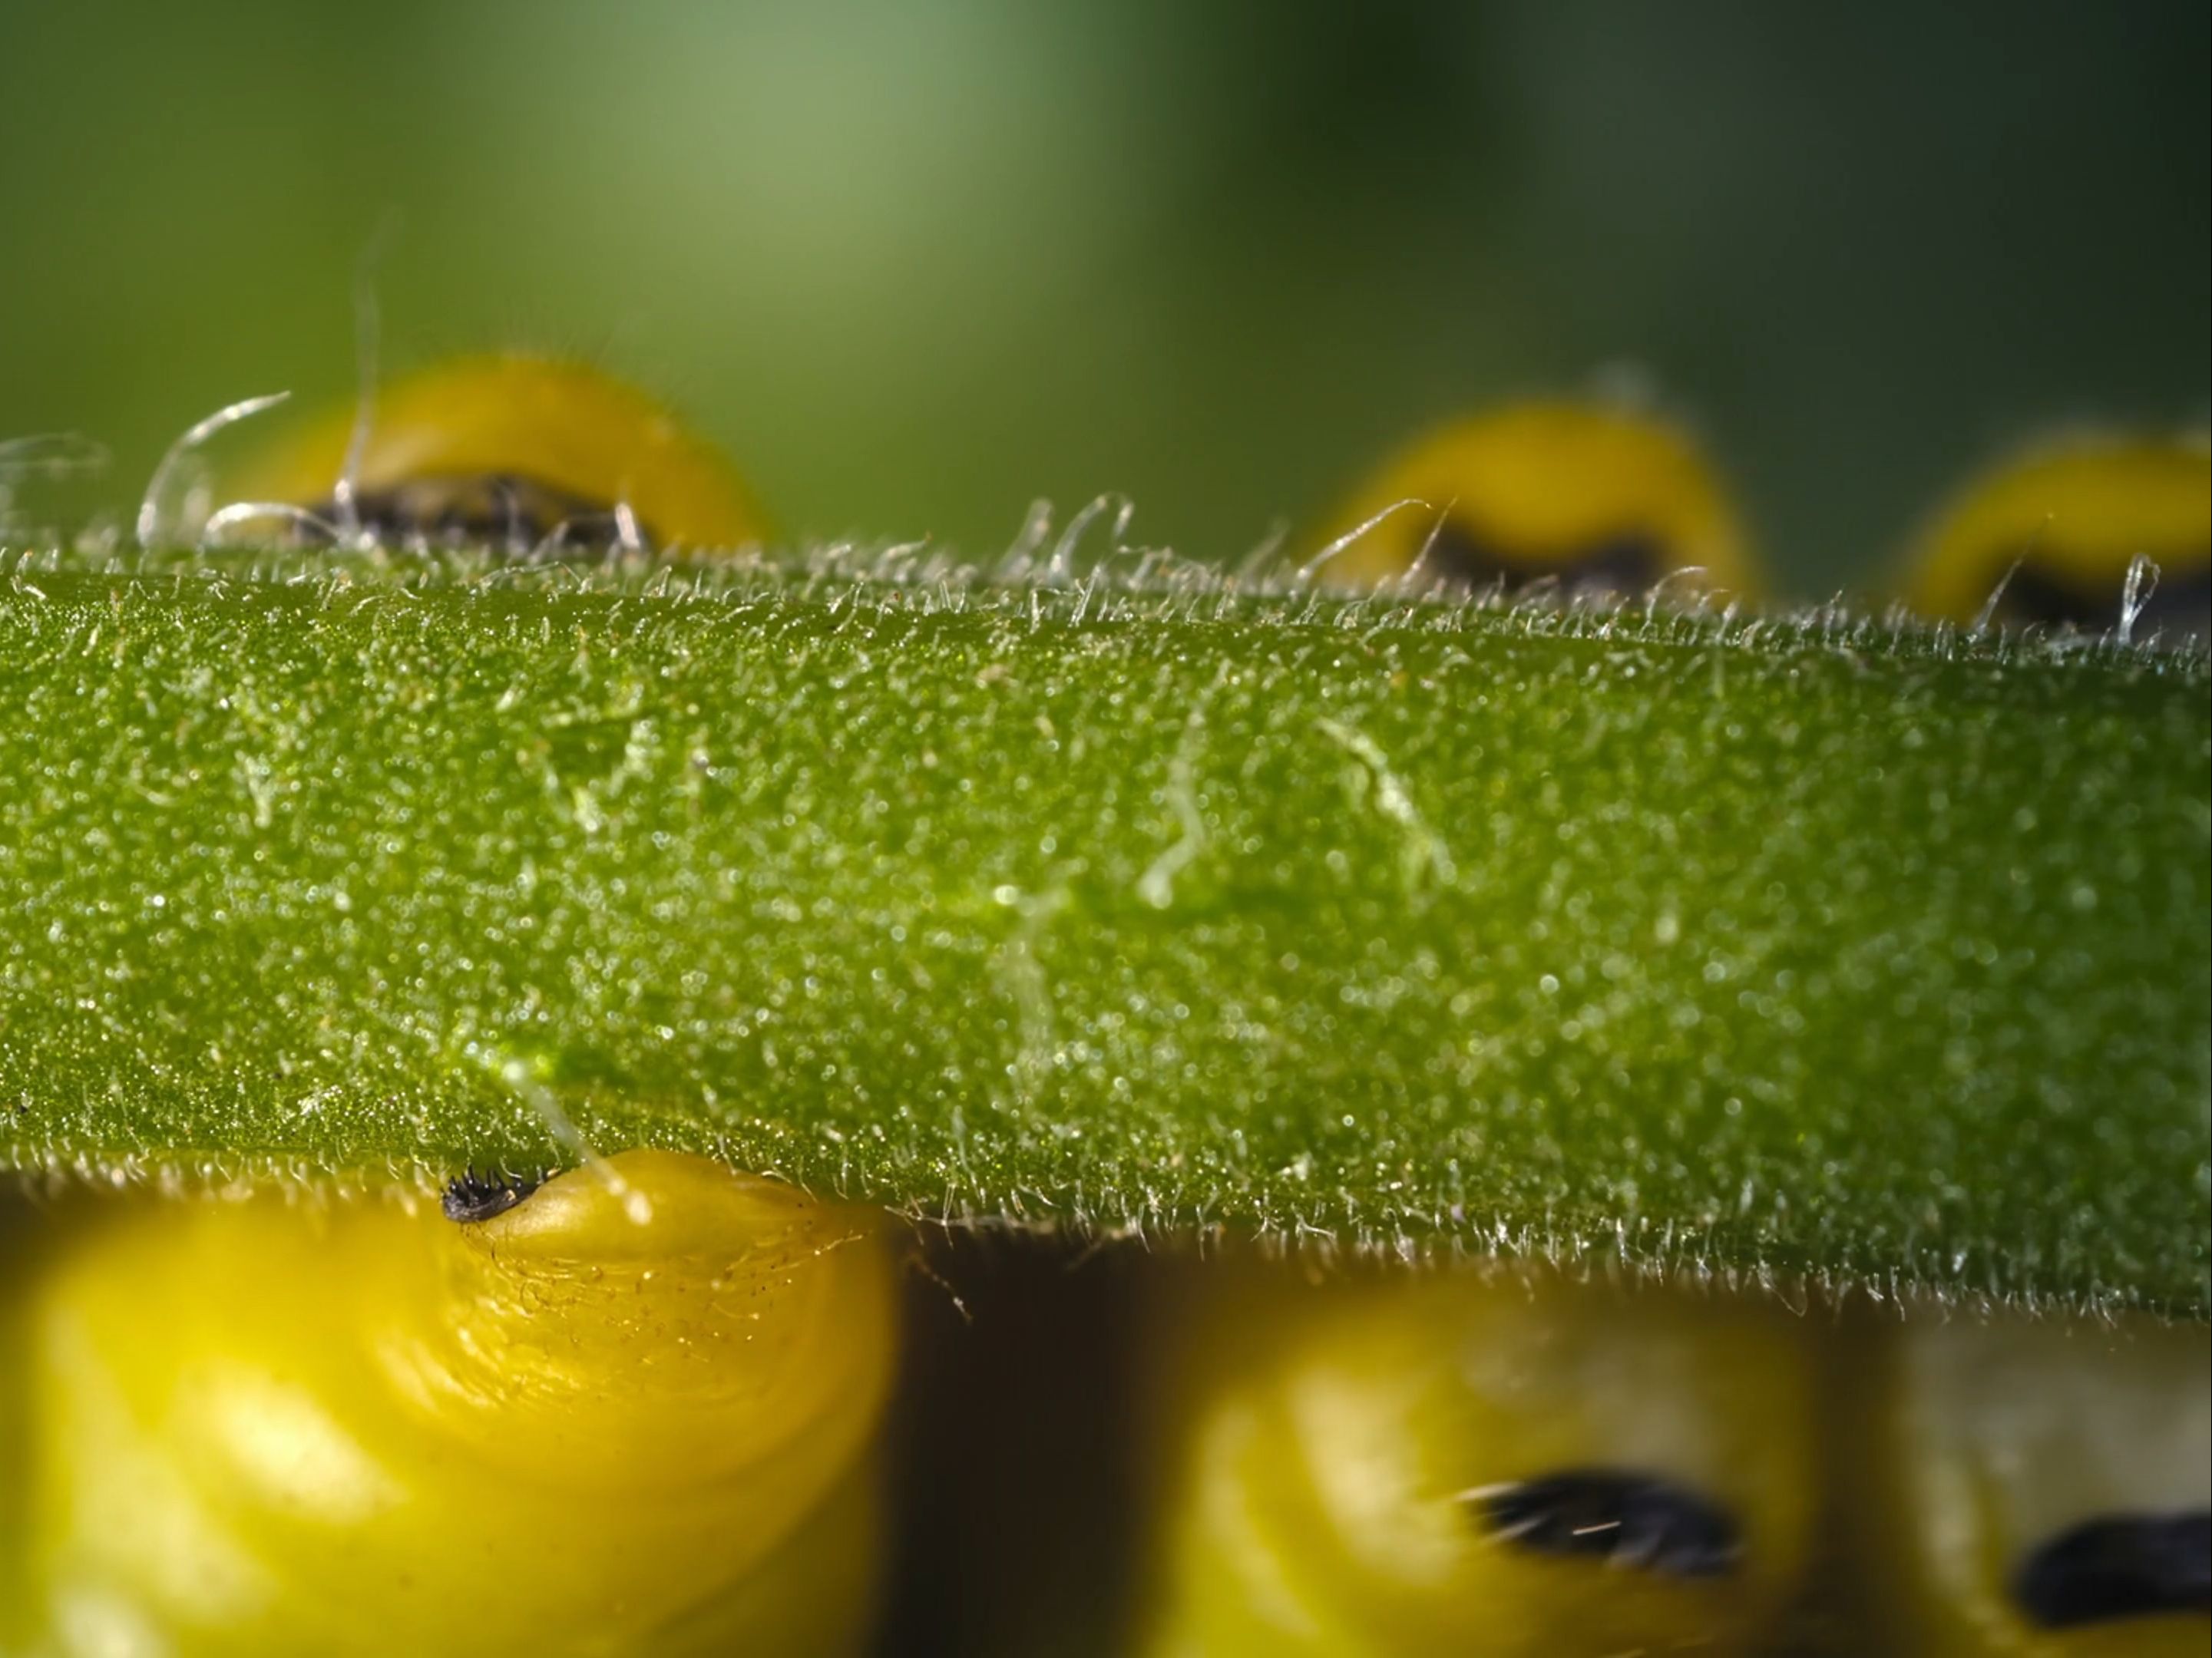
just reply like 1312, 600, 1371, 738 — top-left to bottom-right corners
1902, 431, 2210, 639
225, 355, 769, 553
13, 1151, 896, 1656
1310, 401, 1758, 599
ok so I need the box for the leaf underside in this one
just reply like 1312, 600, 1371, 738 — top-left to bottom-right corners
2, 550, 2207, 1315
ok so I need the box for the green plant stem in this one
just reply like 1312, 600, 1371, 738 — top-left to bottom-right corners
2, 554, 2206, 1313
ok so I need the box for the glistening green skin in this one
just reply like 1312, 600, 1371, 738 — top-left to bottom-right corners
2, 551, 2206, 1314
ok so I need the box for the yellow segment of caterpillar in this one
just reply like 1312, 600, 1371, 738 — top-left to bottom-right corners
1855, 1307, 2211, 1657
1134, 1269, 1818, 1658
1901, 431, 2210, 639
220, 355, 771, 553
1308, 401, 1759, 599
6, 1151, 898, 1656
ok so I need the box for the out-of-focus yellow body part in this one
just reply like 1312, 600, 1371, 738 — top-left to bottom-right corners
230, 355, 770, 549
15, 1150, 895, 1656
1862, 1309, 2210, 1658
1902, 432, 2210, 636
1311, 401, 1758, 596
1139, 1270, 1817, 1657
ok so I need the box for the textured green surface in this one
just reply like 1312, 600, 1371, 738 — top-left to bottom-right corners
2, 552, 2207, 1312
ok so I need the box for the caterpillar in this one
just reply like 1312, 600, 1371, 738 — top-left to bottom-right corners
1135, 1267, 1817, 1656
13, 1151, 898, 1655
1866, 1306, 2212, 1655
1306, 400, 1759, 599
1901, 430, 2210, 640
216, 354, 771, 554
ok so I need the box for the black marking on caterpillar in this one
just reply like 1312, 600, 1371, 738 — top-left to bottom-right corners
2014, 1511, 2212, 1629
307, 473, 659, 554
1427, 519, 1668, 596
1468, 1468, 1742, 1579
441, 1167, 550, 1224
1993, 554, 2211, 634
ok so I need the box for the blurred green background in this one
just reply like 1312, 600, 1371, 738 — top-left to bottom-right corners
2, 0, 2205, 591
